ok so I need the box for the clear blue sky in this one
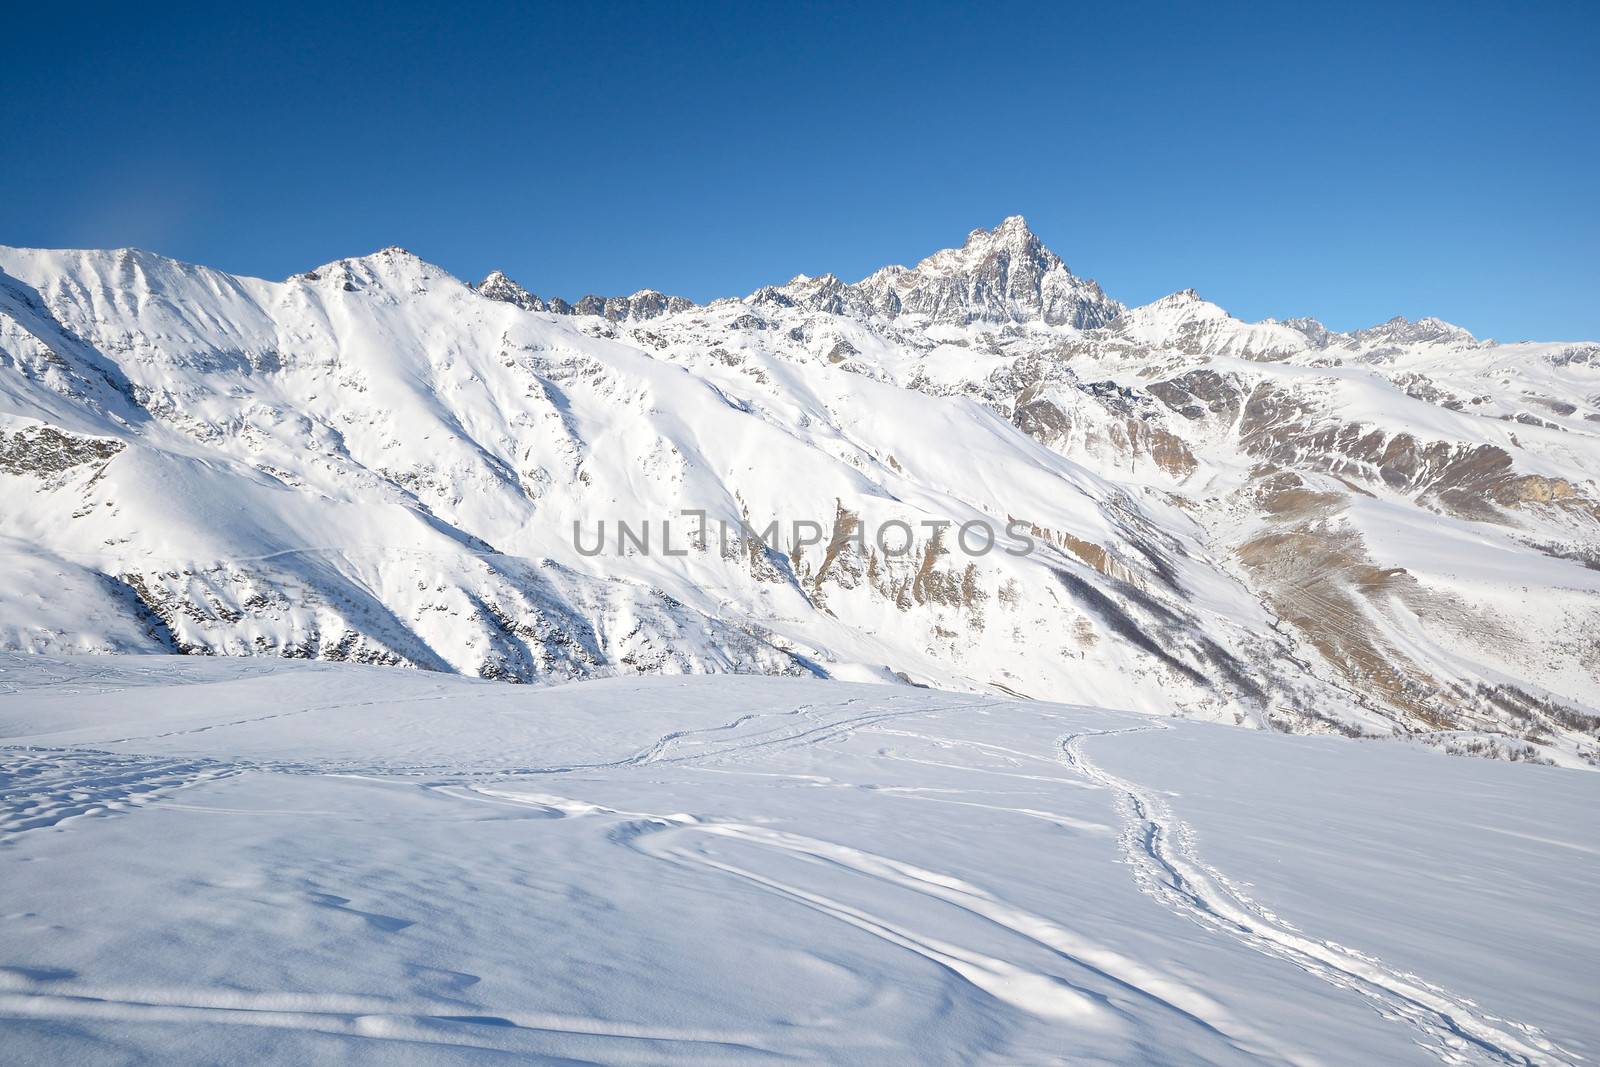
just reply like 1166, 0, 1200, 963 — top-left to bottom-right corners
3, 1, 1597, 340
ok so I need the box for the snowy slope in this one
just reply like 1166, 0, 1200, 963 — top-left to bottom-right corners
0, 655, 1593, 1065
1, 220, 1597, 763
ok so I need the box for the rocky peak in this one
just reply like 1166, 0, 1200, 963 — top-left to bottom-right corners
475, 271, 547, 312
1354, 315, 1477, 348
1279, 316, 1338, 348
474, 273, 693, 322
569, 289, 696, 322
910, 214, 1052, 272
776, 217, 1122, 329
962, 213, 1049, 258
617, 289, 696, 320
769, 272, 850, 315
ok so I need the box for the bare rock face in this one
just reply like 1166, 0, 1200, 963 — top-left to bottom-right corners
0, 425, 123, 479
474, 270, 546, 312
476, 273, 694, 322
778, 216, 1123, 328
611, 289, 695, 321
1350, 315, 1479, 349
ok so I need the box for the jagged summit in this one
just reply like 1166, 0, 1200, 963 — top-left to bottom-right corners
911, 214, 1051, 273
466, 218, 1121, 330
49, 225, 1480, 349
765, 216, 1122, 329
1279, 316, 1338, 348
473, 270, 694, 322
233, 225, 1482, 356
4, 232, 1488, 350
989, 212, 1036, 238
1355, 315, 1477, 347
475, 270, 547, 312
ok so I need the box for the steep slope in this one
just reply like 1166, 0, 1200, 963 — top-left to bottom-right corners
946, 287, 1600, 759
1, 219, 1596, 764
754, 214, 1122, 328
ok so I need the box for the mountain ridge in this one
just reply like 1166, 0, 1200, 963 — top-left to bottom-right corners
2, 219, 1486, 344
2, 219, 1596, 766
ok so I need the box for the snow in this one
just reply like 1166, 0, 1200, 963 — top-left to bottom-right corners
0, 238, 1286, 721
2, 218, 1597, 761
0, 655, 1594, 1065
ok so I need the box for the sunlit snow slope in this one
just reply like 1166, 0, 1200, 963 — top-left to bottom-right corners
2, 218, 1597, 762
0, 655, 1593, 1065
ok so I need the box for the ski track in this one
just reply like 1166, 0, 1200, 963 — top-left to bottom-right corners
0, 969, 782, 1063
451, 781, 1320, 1065
0, 693, 1586, 1065
447, 708, 1583, 1067
1060, 726, 1580, 1067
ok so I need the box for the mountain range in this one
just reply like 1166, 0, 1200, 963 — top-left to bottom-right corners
2, 217, 1596, 765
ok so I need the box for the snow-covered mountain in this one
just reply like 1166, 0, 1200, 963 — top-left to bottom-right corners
2, 218, 1596, 764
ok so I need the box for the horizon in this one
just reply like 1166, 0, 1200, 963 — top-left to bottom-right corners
4, 1, 1597, 340
2, 215, 1534, 341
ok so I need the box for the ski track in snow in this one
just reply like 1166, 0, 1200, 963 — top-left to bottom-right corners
0, 687, 1587, 1065
1060, 726, 1580, 1067
0, 969, 783, 1064
456, 786, 1322, 1066
441, 701, 1579, 1067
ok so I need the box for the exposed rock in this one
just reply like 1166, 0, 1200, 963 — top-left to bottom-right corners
0, 425, 123, 479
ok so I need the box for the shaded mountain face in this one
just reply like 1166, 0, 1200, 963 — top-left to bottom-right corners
2, 219, 1597, 766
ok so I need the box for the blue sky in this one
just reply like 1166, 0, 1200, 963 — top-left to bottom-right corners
3, 1, 1597, 339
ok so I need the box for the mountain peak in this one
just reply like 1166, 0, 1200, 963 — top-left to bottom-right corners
962, 214, 1038, 250
1355, 315, 1477, 347
1139, 289, 1225, 318
289, 247, 454, 291
473, 273, 693, 321
760, 217, 1120, 328
353, 246, 438, 274
840, 217, 1118, 328
941, 215, 1050, 266
475, 270, 547, 312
